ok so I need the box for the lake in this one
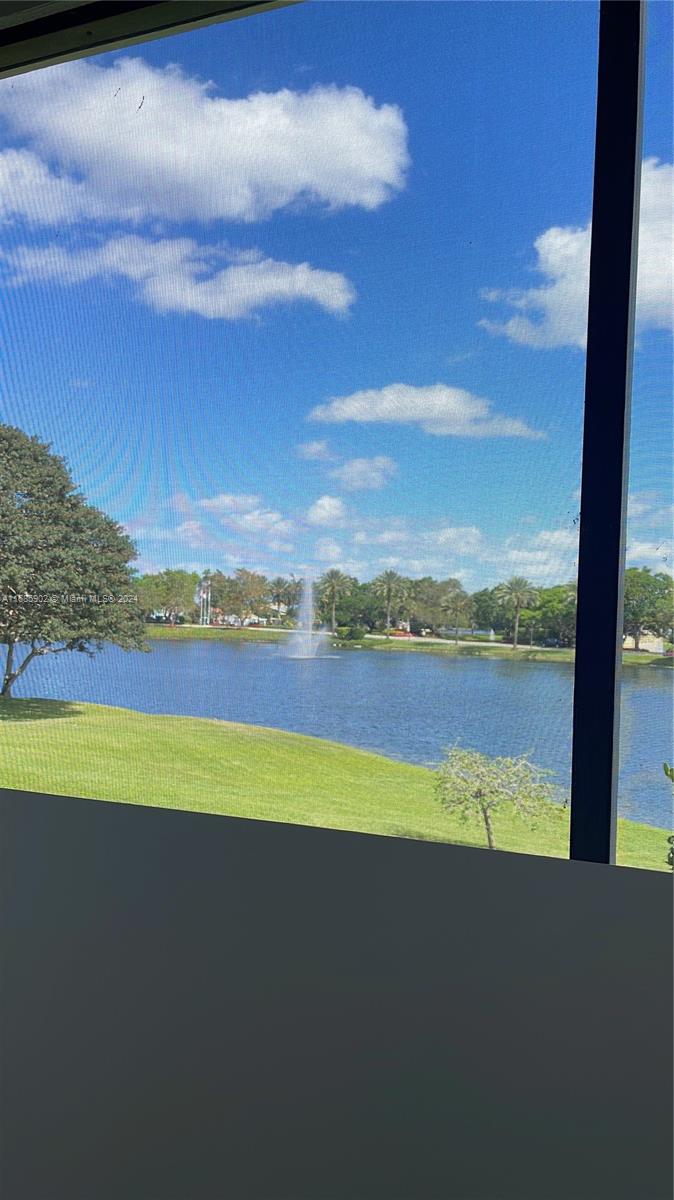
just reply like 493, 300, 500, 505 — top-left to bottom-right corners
12, 640, 674, 830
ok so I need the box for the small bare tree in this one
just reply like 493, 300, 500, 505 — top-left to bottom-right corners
664, 764, 673, 870
435, 746, 556, 850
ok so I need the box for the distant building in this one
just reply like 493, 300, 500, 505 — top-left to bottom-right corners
209, 608, 242, 627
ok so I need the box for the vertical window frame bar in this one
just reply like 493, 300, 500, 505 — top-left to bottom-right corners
570, 0, 646, 864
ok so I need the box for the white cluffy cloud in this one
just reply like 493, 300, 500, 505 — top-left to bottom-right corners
350, 520, 484, 561
626, 540, 672, 571
480, 158, 673, 348
0, 149, 108, 225
531, 528, 578, 550
296, 440, 333, 460
198, 493, 261, 514
0, 58, 409, 225
627, 491, 674, 530
306, 495, 347, 526
494, 525, 580, 584
353, 527, 409, 546
1, 236, 355, 319
226, 509, 293, 537
314, 538, 343, 561
197, 491, 294, 552
309, 382, 543, 439
329, 455, 397, 491
423, 526, 484, 555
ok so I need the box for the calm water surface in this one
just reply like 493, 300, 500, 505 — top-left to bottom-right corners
13, 640, 674, 829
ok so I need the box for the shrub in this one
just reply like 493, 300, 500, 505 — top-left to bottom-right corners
346, 625, 368, 640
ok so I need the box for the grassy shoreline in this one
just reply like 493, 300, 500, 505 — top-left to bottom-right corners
1, 698, 670, 872
144, 624, 672, 668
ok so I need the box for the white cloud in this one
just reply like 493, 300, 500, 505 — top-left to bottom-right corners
227, 509, 293, 536
199, 493, 261, 514
480, 158, 673, 348
1, 235, 355, 319
126, 518, 220, 551
0, 58, 409, 225
374, 556, 471, 582
477, 526, 582, 585
504, 548, 572, 582
175, 519, 209, 546
329, 455, 397, 490
423, 525, 484, 555
627, 492, 657, 520
350, 522, 485, 576
123, 522, 175, 542
532, 528, 578, 550
309, 382, 543, 439
136, 554, 209, 575
296, 440, 333, 460
0, 148, 108, 225
196, 492, 294, 551
625, 540, 673, 570
327, 560, 367, 577
306, 495, 347, 526
353, 527, 409, 546
633, 158, 674, 331
627, 491, 673, 530
314, 538, 343, 560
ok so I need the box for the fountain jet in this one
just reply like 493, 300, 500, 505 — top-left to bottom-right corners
286, 576, 328, 658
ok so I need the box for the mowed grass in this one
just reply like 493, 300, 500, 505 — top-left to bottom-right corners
366, 640, 672, 668
145, 624, 671, 668
2, 699, 671, 872
147, 624, 287, 643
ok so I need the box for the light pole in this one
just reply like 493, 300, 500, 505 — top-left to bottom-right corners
199, 577, 211, 626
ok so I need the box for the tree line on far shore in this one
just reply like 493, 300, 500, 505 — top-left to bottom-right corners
136, 564, 674, 652
2, 423, 672, 698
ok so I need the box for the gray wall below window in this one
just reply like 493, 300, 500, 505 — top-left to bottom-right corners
1, 789, 672, 1200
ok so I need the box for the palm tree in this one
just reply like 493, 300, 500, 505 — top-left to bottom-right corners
285, 574, 302, 620
318, 569, 355, 633
269, 576, 289, 620
493, 576, 539, 650
441, 582, 472, 644
371, 570, 407, 637
398, 578, 416, 631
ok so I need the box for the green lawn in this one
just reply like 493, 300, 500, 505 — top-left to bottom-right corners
144, 624, 671, 668
1, 699, 670, 872
147, 623, 288, 643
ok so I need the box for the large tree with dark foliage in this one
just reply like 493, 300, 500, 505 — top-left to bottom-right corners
623, 567, 674, 651
0, 425, 147, 697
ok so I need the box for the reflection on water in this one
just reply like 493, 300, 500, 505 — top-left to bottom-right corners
11, 640, 674, 830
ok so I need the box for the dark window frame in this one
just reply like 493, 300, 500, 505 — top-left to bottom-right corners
570, 1, 645, 865
0, 0, 649, 867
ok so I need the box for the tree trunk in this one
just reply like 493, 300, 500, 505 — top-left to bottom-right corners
513, 607, 520, 650
529, 625, 534, 647
480, 802, 495, 850
386, 601, 391, 637
331, 599, 336, 634
454, 625, 459, 644
634, 631, 641, 652
1, 640, 15, 697
2, 642, 42, 697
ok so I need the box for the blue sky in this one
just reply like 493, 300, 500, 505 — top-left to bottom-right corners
0, 0, 671, 588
